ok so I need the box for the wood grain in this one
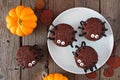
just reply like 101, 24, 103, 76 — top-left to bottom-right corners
75, 0, 99, 12
21, 0, 49, 80
48, 0, 75, 80
0, 0, 20, 80
0, 0, 120, 80
100, 0, 120, 80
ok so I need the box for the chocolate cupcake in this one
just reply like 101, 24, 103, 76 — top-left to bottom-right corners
48, 23, 77, 47
73, 41, 98, 72
79, 18, 108, 41
16, 45, 42, 69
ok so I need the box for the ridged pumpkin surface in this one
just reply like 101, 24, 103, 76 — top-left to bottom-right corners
44, 73, 68, 80
6, 6, 37, 36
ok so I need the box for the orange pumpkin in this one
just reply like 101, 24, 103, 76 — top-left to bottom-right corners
6, 6, 37, 36
43, 73, 68, 80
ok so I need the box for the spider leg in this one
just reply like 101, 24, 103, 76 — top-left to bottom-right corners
22, 66, 25, 69
105, 28, 108, 31
94, 65, 97, 70
102, 33, 107, 37
72, 31, 77, 35
75, 45, 80, 49
37, 56, 43, 61
47, 37, 55, 40
90, 67, 93, 72
72, 51, 78, 57
74, 39, 77, 42
70, 43, 73, 48
72, 37, 77, 42
79, 32, 86, 37
51, 24, 55, 27
84, 69, 87, 73
78, 26, 84, 30
80, 21, 86, 26
102, 28, 108, 31
101, 22, 106, 25
47, 27, 49, 32
32, 44, 41, 51
72, 51, 75, 55
48, 30, 55, 35
51, 24, 58, 30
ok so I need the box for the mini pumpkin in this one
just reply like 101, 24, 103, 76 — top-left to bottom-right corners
6, 6, 37, 36
43, 73, 68, 80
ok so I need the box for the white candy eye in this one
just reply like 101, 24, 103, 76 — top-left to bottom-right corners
95, 34, 99, 39
61, 41, 65, 45
77, 59, 81, 63
80, 63, 84, 67
28, 63, 32, 67
57, 40, 61, 44
32, 61, 36, 64
91, 34, 95, 38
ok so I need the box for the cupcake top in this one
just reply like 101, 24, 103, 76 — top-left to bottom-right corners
48, 23, 77, 47
79, 18, 108, 41
16, 45, 42, 68
73, 41, 98, 72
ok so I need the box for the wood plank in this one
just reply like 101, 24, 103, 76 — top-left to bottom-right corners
75, 0, 99, 12
74, 0, 100, 80
49, 0, 74, 17
21, 0, 49, 80
48, 0, 75, 80
100, 0, 120, 80
74, 0, 86, 7
0, 0, 20, 80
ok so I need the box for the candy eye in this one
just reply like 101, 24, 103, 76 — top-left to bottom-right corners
32, 60, 36, 64
91, 34, 95, 38
28, 63, 32, 67
80, 63, 84, 67
61, 41, 65, 45
95, 34, 99, 39
57, 40, 61, 44
77, 59, 81, 63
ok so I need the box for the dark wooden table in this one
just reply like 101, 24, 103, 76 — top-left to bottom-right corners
0, 0, 120, 80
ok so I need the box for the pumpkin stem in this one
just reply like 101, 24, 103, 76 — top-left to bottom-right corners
18, 19, 22, 26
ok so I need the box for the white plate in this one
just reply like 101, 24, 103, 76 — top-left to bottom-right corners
47, 7, 114, 74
